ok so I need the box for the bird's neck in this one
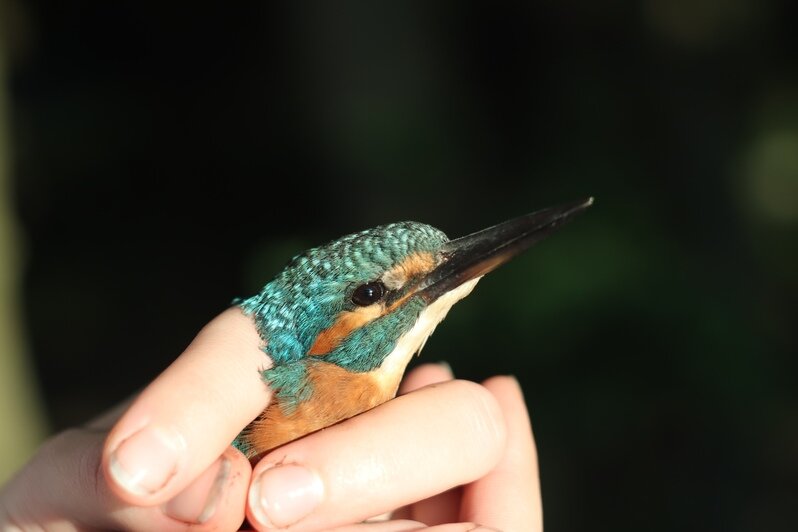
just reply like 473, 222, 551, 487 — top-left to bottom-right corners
240, 359, 392, 457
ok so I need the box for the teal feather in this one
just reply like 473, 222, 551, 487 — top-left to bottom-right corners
261, 362, 314, 413
325, 297, 426, 372
237, 221, 447, 402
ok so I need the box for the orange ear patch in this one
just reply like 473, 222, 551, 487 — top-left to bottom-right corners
308, 304, 382, 355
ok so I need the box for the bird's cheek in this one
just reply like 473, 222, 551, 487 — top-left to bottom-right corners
308, 306, 382, 356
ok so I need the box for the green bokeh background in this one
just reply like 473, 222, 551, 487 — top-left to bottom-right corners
1, 2, 797, 530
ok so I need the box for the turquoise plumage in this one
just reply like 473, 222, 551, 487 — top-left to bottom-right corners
237, 222, 447, 410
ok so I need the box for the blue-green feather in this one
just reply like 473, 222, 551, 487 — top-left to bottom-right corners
237, 221, 447, 406
325, 297, 426, 372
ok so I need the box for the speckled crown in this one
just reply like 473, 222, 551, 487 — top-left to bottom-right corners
238, 221, 448, 366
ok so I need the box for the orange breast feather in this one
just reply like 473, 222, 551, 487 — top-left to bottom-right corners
244, 360, 393, 457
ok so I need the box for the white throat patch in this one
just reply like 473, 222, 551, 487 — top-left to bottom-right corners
372, 277, 482, 394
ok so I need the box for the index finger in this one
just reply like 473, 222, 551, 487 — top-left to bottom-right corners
102, 307, 272, 505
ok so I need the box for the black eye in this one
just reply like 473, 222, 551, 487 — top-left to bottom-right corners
352, 281, 386, 306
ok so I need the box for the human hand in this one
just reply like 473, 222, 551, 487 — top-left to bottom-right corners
0, 309, 541, 531
244, 363, 543, 532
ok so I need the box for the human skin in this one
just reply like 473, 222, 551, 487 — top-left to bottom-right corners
0, 309, 542, 531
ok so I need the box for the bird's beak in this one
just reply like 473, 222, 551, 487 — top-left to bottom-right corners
417, 197, 594, 303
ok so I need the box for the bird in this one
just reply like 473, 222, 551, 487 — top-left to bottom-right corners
233, 197, 593, 458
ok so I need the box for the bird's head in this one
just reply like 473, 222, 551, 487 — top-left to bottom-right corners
239, 198, 593, 410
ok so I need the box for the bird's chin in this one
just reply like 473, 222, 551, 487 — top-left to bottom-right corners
370, 277, 482, 396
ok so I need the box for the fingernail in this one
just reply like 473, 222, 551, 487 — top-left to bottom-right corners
108, 426, 186, 496
249, 464, 324, 529
164, 455, 230, 524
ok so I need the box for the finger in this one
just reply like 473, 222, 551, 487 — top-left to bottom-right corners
397, 362, 454, 395
335, 524, 501, 532
459, 376, 542, 532
0, 428, 251, 531
162, 446, 250, 527
329, 521, 428, 532
102, 307, 272, 504
246, 379, 507, 531
401, 487, 461, 526
424, 525, 502, 532
396, 362, 459, 525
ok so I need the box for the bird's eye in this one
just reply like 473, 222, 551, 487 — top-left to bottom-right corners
352, 281, 387, 306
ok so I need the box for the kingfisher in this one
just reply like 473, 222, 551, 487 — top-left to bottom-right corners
233, 198, 593, 458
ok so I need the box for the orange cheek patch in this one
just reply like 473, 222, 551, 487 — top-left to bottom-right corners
308, 305, 382, 355
308, 253, 438, 356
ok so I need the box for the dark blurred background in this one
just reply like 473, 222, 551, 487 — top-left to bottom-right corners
2, 1, 797, 530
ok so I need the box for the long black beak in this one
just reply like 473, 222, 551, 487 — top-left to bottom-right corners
418, 197, 594, 302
